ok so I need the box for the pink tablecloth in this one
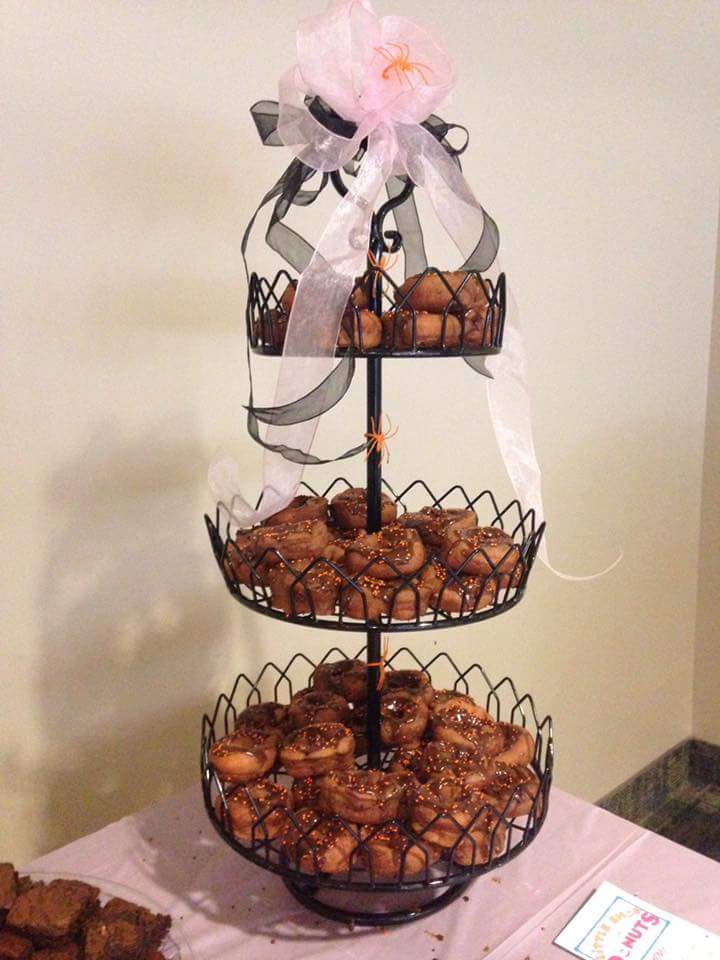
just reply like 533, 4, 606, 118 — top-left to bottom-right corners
29, 787, 720, 960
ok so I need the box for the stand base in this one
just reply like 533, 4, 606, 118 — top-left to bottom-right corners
283, 876, 474, 927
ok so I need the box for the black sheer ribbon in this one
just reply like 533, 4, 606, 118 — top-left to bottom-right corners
242, 97, 500, 464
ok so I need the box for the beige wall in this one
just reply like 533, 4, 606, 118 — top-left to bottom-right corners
694, 212, 720, 744
2, 0, 719, 864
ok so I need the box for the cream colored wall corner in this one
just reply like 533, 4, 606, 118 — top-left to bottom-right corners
2, 0, 719, 864
694, 211, 720, 745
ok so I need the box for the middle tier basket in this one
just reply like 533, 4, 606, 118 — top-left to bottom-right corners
206, 478, 544, 632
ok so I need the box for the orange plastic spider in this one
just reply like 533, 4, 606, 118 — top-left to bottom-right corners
366, 634, 391, 690
375, 42, 433, 88
365, 413, 398, 464
367, 249, 399, 274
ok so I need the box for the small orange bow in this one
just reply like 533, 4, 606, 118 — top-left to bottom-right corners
365, 413, 398, 464
366, 634, 391, 691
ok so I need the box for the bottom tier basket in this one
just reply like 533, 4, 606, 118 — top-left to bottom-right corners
201, 646, 554, 926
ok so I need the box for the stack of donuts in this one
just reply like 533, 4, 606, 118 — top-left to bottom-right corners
209, 661, 542, 880
254, 269, 500, 353
222, 487, 524, 621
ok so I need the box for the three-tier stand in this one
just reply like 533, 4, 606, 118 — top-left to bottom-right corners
201, 173, 553, 926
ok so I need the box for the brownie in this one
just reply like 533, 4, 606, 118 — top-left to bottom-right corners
100, 900, 170, 951
0, 864, 18, 912
84, 917, 146, 960
6, 879, 99, 941
0, 930, 32, 960
34, 945, 81, 960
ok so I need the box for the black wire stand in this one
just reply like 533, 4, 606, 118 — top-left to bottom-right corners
203, 175, 552, 925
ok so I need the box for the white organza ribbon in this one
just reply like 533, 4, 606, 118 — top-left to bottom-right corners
209, 0, 621, 577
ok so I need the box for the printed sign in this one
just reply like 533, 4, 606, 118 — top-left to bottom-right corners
554, 881, 720, 960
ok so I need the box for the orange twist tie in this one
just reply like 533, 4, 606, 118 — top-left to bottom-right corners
374, 42, 433, 88
367, 635, 391, 691
365, 413, 398, 464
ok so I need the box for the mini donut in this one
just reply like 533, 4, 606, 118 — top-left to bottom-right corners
381, 690, 429, 747
321, 525, 356, 564
256, 307, 288, 350
288, 690, 350, 728
398, 310, 464, 349
388, 744, 423, 775
430, 575, 498, 615
398, 506, 477, 549
263, 495, 329, 527
494, 722, 536, 766
450, 810, 507, 867
280, 277, 369, 315
361, 823, 441, 880
341, 575, 431, 621
442, 526, 522, 579
479, 762, 542, 818
394, 271, 490, 314
280, 722, 356, 778
319, 769, 403, 824
344, 524, 427, 580
235, 701, 287, 733
279, 279, 297, 315
281, 808, 358, 874
254, 518, 330, 565
337, 309, 383, 350
215, 779, 292, 842
432, 709, 505, 755
223, 528, 265, 587
209, 724, 278, 784
312, 658, 367, 703
383, 669, 435, 705
291, 776, 325, 811
408, 775, 493, 846
265, 559, 342, 617
429, 690, 490, 721
330, 487, 397, 530
408, 742, 495, 785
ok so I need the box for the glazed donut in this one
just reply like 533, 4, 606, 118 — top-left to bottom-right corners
291, 776, 325, 812
235, 701, 287, 734
361, 823, 441, 879
344, 524, 427, 580
330, 487, 397, 530
312, 658, 367, 703
321, 525, 355, 564
381, 690, 430, 747
398, 506, 477, 549
395, 270, 490, 314
430, 574, 498, 615
408, 775, 492, 845
479, 762, 542, 818
411, 742, 497, 785
397, 310, 464, 349
450, 810, 507, 867
264, 495, 328, 527
281, 808, 358, 874
288, 690, 350, 728
388, 744, 423, 775
494, 722, 536, 766
432, 709, 505, 755
265, 559, 342, 617
429, 690, 490, 721
223, 528, 265, 587
254, 518, 330, 565
215, 779, 292, 842
337, 309, 383, 350
442, 526, 521, 579
319, 769, 403, 824
341, 575, 431, 621
280, 722, 356, 778
209, 724, 278, 784
383, 669, 435, 705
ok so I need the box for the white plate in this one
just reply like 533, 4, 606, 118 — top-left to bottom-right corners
26, 871, 195, 960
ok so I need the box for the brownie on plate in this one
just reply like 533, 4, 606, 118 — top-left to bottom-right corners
6, 880, 99, 942
0, 864, 18, 913
99, 901, 170, 953
0, 930, 33, 960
